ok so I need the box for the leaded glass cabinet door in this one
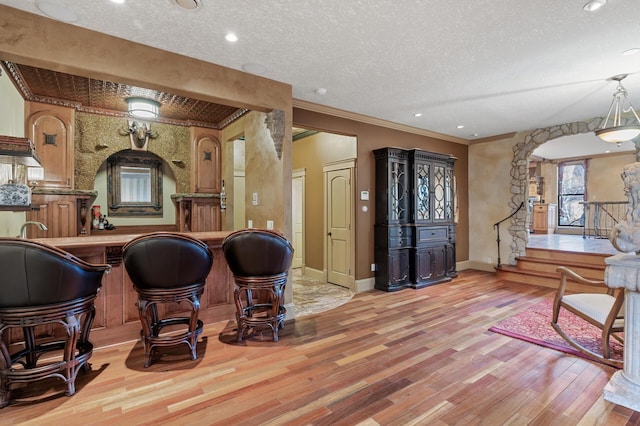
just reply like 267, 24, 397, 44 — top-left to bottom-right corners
445, 165, 454, 221
433, 164, 446, 222
374, 148, 409, 225
414, 161, 430, 222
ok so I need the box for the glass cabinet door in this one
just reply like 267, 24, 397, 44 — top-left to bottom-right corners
390, 159, 408, 222
433, 165, 446, 220
415, 162, 430, 221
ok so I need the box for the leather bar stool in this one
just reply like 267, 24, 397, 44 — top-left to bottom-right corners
222, 229, 294, 342
123, 232, 213, 367
0, 238, 110, 408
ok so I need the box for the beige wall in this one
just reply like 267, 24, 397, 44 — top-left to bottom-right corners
219, 111, 284, 232
587, 154, 634, 201
292, 131, 357, 272
468, 136, 516, 269
0, 66, 27, 236
293, 108, 469, 280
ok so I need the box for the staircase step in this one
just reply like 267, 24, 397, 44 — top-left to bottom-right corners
514, 256, 605, 279
496, 246, 611, 293
495, 265, 607, 293
524, 247, 609, 264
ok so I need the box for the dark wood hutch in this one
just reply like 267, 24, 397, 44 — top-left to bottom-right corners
374, 147, 457, 291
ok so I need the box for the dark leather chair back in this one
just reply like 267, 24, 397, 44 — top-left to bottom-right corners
123, 232, 213, 289
0, 238, 109, 308
222, 229, 294, 277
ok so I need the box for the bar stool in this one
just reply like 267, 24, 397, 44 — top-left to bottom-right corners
122, 232, 213, 367
222, 229, 294, 342
0, 238, 110, 408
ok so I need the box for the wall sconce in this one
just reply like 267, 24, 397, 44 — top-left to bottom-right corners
119, 120, 158, 151
27, 166, 44, 187
126, 97, 160, 119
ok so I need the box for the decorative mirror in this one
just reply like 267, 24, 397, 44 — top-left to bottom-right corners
107, 150, 163, 216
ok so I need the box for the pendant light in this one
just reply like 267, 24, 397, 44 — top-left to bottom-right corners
595, 74, 640, 143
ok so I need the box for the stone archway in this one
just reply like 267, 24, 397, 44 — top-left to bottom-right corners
506, 118, 606, 264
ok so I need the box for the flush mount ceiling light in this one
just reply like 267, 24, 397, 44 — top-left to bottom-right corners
126, 97, 160, 119
595, 74, 640, 143
583, 0, 607, 11
175, 0, 200, 10
242, 63, 267, 75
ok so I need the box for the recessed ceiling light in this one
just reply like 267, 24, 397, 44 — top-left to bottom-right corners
35, 0, 79, 23
242, 63, 267, 75
457, 125, 464, 129
175, 0, 200, 9
472, 133, 479, 137
583, 0, 606, 12
315, 88, 327, 96
225, 33, 238, 42
623, 48, 640, 56
414, 113, 423, 117
110, 0, 125, 4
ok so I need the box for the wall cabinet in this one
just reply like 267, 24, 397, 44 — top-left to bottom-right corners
172, 194, 221, 232
26, 190, 96, 238
374, 148, 457, 291
26, 103, 74, 189
532, 203, 557, 234
192, 133, 222, 193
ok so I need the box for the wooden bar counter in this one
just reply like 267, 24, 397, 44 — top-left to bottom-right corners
32, 232, 234, 349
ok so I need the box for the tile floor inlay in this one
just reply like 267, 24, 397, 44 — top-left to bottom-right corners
292, 269, 354, 317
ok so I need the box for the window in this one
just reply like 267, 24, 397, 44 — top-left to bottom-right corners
558, 160, 586, 226
107, 150, 163, 216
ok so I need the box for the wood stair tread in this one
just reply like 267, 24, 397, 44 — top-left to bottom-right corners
514, 255, 605, 270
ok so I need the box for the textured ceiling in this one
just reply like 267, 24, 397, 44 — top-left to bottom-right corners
1, 0, 640, 155
2, 61, 246, 130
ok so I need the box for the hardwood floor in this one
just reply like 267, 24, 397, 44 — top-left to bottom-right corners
3, 270, 638, 425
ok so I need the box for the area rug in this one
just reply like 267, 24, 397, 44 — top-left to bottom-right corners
489, 299, 623, 365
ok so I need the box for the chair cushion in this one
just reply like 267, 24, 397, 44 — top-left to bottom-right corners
563, 293, 624, 328
0, 242, 105, 308
222, 230, 293, 277
123, 234, 213, 289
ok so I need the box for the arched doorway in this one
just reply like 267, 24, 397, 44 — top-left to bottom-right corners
506, 117, 619, 264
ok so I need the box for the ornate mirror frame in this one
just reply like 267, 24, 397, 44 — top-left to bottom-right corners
107, 150, 163, 216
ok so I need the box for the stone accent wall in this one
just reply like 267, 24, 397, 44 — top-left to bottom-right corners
74, 112, 191, 192
507, 117, 615, 264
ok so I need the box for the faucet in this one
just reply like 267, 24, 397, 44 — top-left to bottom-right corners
19, 221, 48, 238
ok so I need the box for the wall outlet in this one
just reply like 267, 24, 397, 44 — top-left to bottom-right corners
266, 220, 274, 230
252, 192, 258, 206
247, 219, 253, 228
371, 263, 376, 272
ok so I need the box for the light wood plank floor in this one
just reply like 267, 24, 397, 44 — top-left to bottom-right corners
3, 270, 638, 425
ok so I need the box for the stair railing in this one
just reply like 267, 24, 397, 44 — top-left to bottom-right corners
493, 202, 524, 268
580, 201, 626, 239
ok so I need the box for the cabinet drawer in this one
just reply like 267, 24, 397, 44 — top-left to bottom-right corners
389, 236, 412, 248
533, 205, 546, 212
416, 226, 448, 244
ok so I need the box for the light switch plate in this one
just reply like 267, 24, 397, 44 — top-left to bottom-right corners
267, 220, 274, 230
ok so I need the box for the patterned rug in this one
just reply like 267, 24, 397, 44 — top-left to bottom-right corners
489, 299, 623, 365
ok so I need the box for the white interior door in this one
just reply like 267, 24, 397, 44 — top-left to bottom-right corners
326, 165, 353, 288
292, 170, 305, 268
